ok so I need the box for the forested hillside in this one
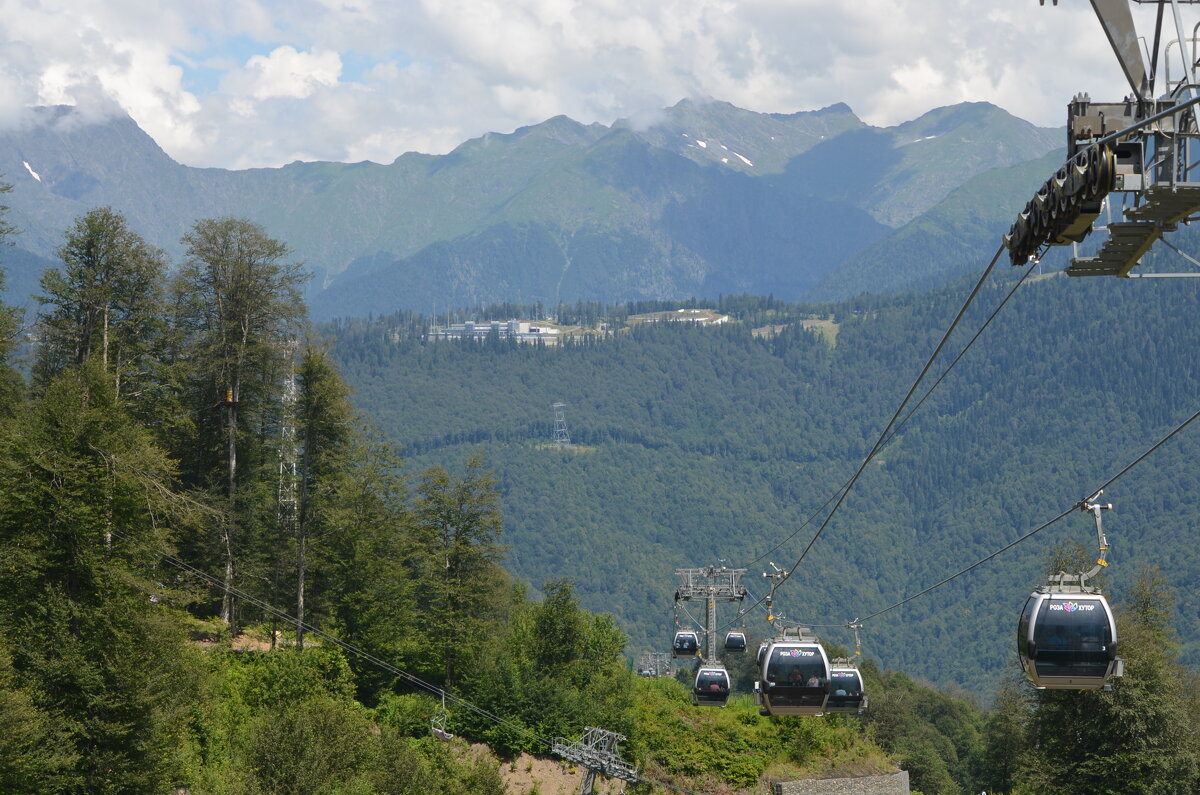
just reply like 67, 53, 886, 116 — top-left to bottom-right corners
3, 185, 1200, 792
327, 273, 1200, 697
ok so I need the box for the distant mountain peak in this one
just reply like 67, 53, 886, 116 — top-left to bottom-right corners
816, 101, 855, 115
8, 102, 137, 136
895, 100, 1057, 138
617, 98, 866, 175
447, 113, 608, 157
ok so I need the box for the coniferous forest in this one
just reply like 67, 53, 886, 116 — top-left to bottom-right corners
4, 179, 1200, 793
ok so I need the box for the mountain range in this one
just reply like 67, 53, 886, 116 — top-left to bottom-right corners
0, 99, 1062, 317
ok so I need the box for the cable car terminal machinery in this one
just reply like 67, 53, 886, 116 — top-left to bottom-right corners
1009, 1, 1200, 278
1018, 493, 1124, 690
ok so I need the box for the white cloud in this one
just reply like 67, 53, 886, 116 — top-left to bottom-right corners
0, 0, 1180, 168
236, 46, 342, 100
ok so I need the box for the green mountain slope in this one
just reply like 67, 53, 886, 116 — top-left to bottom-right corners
327, 277, 1200, 696
810, 148, 1070, 300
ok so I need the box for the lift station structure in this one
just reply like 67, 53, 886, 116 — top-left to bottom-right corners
1009, 1, 1200, 277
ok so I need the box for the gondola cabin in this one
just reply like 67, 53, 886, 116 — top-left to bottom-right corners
825, 667, 867, 714
1018, 589, 1122, 689
692, 666, 731, 707
672, 630, 699, 658
755, 638, 830, 716
724, 631, 747, 653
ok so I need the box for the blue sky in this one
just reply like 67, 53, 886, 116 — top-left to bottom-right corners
0, 1, 1164, 170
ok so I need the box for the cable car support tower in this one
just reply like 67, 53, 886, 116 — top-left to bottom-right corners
551, 727, 638, 795
1009, 1, 1200, 277
675, 565, 748, 660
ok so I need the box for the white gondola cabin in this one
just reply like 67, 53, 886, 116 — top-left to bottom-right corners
1018, 587, 1122, 690
672, 630, 699, 658
754, 630, 830, 716
692, 665, 731, 706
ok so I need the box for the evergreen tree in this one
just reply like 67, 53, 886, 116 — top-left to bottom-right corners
0, 638, 78, 792
975, 671, 1032, 795
411, 455, 507, 687
324, 429, 419, 701
0, 365, 201, 791
292, 344, 355, 648
460, 579, 632, 754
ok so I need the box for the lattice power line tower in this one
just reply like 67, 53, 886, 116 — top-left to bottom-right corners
276, 348, 300, 529
552, 402, 571, 444
675, 565, 748, 660
552, 727, 638, 795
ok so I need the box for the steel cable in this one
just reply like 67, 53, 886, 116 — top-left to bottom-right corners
739, 253, 1034, 573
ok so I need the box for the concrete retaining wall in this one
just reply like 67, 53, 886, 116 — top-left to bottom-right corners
773, 771, 910, 794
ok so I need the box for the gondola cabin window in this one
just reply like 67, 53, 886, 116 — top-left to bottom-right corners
1033, 598, 1113, 679
765, 646, 824, 685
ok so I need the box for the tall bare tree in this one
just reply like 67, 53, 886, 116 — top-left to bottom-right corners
35, 207, 167, 398
0, 176, 14, 247
172, 217, 307, 627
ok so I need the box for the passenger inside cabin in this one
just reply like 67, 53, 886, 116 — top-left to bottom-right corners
696, 672, 728, 693
1046, 625, 1071, 650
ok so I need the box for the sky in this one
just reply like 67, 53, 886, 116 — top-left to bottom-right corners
0, 0, 1173, 170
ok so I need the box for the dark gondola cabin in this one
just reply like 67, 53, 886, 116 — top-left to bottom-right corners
692, 666, 731, 706
672, 630, 699, 658
825, 668, 867, 714
724, 631, 747, 653
755, 639, 830, 716
1018, 589, 1121, 689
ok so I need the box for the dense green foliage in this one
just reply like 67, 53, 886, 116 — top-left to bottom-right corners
327, 277, 1200, 698
2, 196, 1200, 793
0, 203, 570, 791
628, 677, 890, 788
